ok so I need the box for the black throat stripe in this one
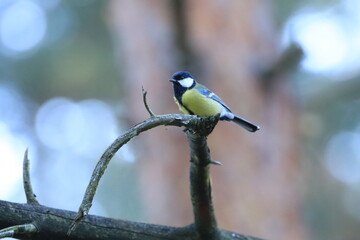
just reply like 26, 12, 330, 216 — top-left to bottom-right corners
173, 84, 195, 115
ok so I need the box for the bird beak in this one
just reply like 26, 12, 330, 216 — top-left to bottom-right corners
169, 78, 176, 83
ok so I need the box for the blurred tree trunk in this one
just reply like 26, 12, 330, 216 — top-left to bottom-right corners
107, 1, 307, 240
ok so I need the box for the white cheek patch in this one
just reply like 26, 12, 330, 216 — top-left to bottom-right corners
179, 77, 194, 88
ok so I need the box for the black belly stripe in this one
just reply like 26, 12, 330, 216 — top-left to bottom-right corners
183, 104, 194, 115
173, 82, 196, 115
173, 84, 194, 115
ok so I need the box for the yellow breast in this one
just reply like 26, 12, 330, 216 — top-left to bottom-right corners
181, 89, 222, 116
173, 97, 191, 114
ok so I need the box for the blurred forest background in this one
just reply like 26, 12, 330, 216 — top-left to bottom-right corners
1, 0, 360, 240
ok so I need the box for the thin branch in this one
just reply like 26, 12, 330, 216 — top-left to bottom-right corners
23, 149, 39, 205
142, 86, 156, 117
0, 223, 37, 239
68, 114, 218, 235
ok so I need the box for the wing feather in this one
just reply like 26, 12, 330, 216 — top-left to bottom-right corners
195, 88, 232, 112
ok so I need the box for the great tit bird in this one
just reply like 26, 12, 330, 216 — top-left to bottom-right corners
169, 71, 260, 132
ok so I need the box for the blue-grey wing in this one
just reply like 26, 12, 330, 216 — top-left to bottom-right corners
196, 88, 232, 112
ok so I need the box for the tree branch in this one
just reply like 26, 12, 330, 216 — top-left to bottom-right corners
1, 93, 264, 240
186, 128, 220, 240
0, 200, 263, 240
69, 114, 220, 234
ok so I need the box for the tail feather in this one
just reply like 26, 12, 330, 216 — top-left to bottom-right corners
231, 115, 260, 132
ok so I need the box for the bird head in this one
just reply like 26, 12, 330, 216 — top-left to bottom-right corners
169, 71, 195, 89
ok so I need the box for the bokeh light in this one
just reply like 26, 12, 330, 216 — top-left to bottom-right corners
343, 186, 360, 221
324, 131, 360, 184
0, 123, 27, 199
0, 0, 47, 55
282, 5, 360, 78
0, 85, 31, 200
35, 97, 120, 157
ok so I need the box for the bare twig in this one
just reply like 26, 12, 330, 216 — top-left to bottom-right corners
210, 160, 223, 166
0, 223, 37, 239
142, 86, 156, 117
23, 149, 39, 205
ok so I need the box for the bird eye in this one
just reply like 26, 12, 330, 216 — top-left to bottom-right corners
180, 74, 189, 79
